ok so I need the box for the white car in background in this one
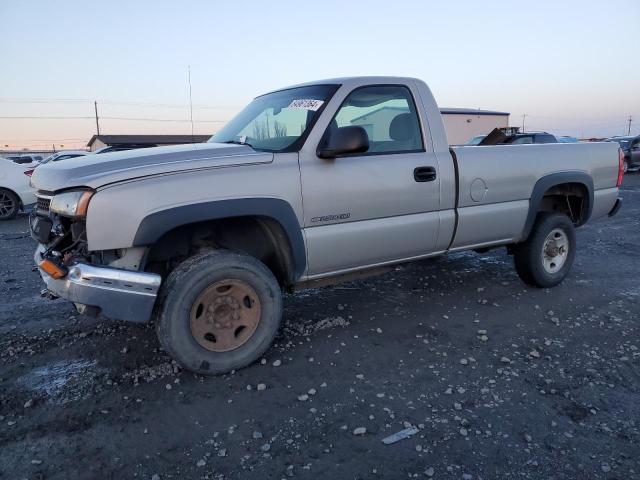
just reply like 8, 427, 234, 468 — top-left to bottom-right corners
0, 157, 37, 220
39, 150, 89, 164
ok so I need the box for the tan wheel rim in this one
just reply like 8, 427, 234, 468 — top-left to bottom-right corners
190, 279, 261, 352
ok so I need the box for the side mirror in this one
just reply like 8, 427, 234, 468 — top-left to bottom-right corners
317, 126, 369, 159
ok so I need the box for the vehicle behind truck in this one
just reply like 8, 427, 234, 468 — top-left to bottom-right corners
29, 76, 624, 375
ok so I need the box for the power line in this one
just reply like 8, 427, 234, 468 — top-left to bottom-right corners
0, 98, 240, 109
0, 98, 93, 104
0, 138, 88, 142
0, 115, 93, 119
0, 115, 227, 123
510, 113, 640, 122
100, 116, 226, 123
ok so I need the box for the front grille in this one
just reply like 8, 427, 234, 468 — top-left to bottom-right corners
36, 195, 51, 214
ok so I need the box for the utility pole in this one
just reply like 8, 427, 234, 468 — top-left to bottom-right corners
188, 66, 194, 141
522, 114, 526, 133
628, 116, 632, 135
94, 101, 100, 136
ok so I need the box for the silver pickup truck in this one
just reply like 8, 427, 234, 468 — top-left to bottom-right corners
30, 76, 623, 375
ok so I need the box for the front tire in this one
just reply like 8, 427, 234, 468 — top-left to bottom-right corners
156, 250, 282, 375
0, 189, 19, 220
514, 213, 576, 288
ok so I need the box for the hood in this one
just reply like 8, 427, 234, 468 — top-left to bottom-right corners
31, 143, 273, 192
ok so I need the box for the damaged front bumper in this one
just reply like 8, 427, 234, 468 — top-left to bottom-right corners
34, 245, 162, 323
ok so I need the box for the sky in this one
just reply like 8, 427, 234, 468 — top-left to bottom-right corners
1, 0, 638, 150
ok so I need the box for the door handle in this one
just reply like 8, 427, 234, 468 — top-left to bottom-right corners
414, 166, 437, 182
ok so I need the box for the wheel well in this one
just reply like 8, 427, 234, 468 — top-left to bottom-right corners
143, 216, 296, 288
538, 182, 589, 226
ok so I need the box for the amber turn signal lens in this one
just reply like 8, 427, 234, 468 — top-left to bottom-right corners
39, 259, 67, 279
76, 191, 94, 217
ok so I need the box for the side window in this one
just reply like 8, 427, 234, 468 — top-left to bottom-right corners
536, 134, 556, 144
330, 85, 424, 154
511, 136, 533, 144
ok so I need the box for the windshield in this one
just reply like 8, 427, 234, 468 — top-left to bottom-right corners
467, 135, 485, 145
39, 153, 58, 164
209, 84, 339, 152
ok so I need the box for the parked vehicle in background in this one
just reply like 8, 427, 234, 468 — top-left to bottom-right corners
466, 134, 486, 145
5, 154, 43, 165
39, 151, 89, 165
30, 76, 623, 375
0, 157, 36, 220
94, 144, 157, 154
500, 132, 558, 144
474, 130, 559, 146
557, 136, 579, 143
606, 135, 640, 172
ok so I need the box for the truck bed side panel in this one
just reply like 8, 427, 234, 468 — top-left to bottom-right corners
449, 142, 619, 249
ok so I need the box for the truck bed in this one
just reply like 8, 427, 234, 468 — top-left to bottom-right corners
447, 141, 620, 250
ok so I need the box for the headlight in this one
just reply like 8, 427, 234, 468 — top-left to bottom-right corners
49, 190, 94, 218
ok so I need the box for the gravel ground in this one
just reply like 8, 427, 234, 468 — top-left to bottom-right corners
1, 176, 639, 480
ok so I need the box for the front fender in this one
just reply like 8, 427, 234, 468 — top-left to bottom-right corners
132, 198, 306, 280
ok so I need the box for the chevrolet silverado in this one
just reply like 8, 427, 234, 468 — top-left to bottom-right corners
30, 77, 624, 374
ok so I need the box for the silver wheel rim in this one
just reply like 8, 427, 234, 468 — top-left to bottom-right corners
0, 191, 16, 219
541, 228, 569, 274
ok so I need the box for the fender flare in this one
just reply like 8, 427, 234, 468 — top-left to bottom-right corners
521, 171, 594, 240
132, 198, 306, 280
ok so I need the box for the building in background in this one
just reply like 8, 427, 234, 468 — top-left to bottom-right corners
87, 134, 210, 152
349, 106, 510, 146
440, 108, 510, 145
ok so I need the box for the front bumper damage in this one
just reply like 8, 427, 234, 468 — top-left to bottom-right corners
34, 244, 161, 323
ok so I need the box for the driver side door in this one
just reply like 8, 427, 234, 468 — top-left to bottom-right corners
298, 84, 442, 278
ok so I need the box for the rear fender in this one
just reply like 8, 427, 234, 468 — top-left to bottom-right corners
521, 171, 593, 240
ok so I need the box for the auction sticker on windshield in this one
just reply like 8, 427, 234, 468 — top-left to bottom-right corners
287, 99, 324, 111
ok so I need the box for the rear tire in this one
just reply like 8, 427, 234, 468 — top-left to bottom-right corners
514, 213, 576, 288
155, 250, 282, 375
0, 189, 19, 220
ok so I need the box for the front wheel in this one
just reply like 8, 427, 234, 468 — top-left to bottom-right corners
0, 189, 19, 220
513, 213, 576, 288
155, 250, 283, 375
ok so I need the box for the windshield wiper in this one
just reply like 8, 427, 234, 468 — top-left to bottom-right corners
222, 140, 253, 148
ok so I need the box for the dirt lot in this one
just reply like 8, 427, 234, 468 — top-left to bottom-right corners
1, 176, 639, 480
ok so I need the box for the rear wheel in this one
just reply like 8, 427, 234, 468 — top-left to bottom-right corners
156, 250, 282, 375
0, 189, 19, 220
514, 213, 576, 288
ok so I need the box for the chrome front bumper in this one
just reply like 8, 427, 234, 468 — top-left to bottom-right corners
34, 246, 162, 323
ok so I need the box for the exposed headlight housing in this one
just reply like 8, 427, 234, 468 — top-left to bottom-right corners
49, 190, 94, 218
